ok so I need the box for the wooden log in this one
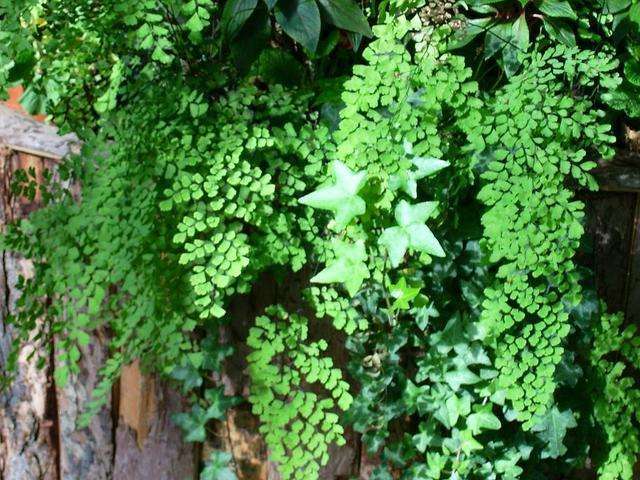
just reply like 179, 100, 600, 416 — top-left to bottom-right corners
113, 363, 197, 480
0, 147, 58, 480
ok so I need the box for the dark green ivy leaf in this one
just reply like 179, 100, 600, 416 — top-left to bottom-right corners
316, 0, 372, 36
531, 407, 577, 459
201, 452, 236, 480
222, 0, 259, 38
274, 0, 321, 52
262, 0, 279, 9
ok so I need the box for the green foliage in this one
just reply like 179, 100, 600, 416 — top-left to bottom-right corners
475, 44, 620, 428
2, 2, 640, 479
379, 200, 445, 267
299, 160, 367, 230
200, 451, 237, 480
246, 306, 352, 479
588, 311, 640, 480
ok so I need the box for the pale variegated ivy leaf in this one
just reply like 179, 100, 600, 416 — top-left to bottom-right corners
299, 160, 367, 230
311, 239, 369, 296
379, 200, 445, 267
389, 155, 449, 198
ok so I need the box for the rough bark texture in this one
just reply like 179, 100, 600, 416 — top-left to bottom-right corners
113, 366, 196, 480
56, 330, 114, 480
0, 146, 59, 480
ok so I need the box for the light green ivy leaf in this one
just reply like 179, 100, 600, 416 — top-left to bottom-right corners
389, 277, 421, 310
299, 160, 367, 230
311, 239, 369, 296
379, 200, 445, 267
389, 142, 449, 198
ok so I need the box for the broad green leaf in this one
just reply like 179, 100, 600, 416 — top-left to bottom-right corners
542, 17, 576, 46
625, 58, 640, 86
263, 0, 279, 9
448, 18, 493, 50
537, 0, 578, 20
605, 0, 631, 14
231, 4, 271, 72
512, 14, 530, 52
299, 160, 367, 230
317, 0, 372, 36
630, 3, 640, 26
274, 0, 321, 52
484, 23, 512, 59
222, 0, 259, 38
311, 239, 369, 296
531, 407, 577, 459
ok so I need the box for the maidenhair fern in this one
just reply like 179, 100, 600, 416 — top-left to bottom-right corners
246, 306, 352, 479
476, 45, 621, 427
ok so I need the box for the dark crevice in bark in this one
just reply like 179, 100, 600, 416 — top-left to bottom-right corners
623, 194, 640, 322
110, 380, 120, 474
45, 337, 61, 480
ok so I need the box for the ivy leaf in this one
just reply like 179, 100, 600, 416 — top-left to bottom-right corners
531, 407, 577, 459
274, 0, 321, 52
466, 407, 502, 434
537, 0, 578, 20
413, 422, 439, 453
443, 368, 481, 391
263, 0, 279, 9
389, 277, 420, 310
299, 160, 367, 230
316, 0, 372, 36
389, 148, 449, 198
222, 0, 259, 38
201, 451, 237, 480
311, 239, 369, 296
379, 200, 445, 267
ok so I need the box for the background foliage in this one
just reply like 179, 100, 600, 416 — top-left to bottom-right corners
1, 0, 640, 479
